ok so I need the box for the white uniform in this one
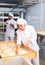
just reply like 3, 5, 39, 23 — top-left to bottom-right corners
4, 19, 17, 41
17, 25, 40, 65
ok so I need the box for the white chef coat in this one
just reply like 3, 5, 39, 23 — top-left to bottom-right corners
17, 25, 40, 51
5, 19, 17, 37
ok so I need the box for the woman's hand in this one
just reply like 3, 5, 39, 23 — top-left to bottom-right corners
24, 40, 32, 47
16, 44, 21, 54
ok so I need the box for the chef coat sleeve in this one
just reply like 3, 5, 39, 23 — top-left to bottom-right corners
30, 26, 37, 44
6, 20, 8, 24
13, 20, 17, 29
16, 31, 21, 45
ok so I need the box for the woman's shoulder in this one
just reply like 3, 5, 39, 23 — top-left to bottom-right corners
27, 25, 34, 29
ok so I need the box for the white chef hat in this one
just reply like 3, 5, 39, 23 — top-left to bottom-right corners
17, 18, 27, 25
8, 12, 13, 17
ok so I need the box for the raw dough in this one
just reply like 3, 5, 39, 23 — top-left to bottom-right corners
0, 42, 28, 57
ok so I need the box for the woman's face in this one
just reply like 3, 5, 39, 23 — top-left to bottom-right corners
17, 24, 26, 31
